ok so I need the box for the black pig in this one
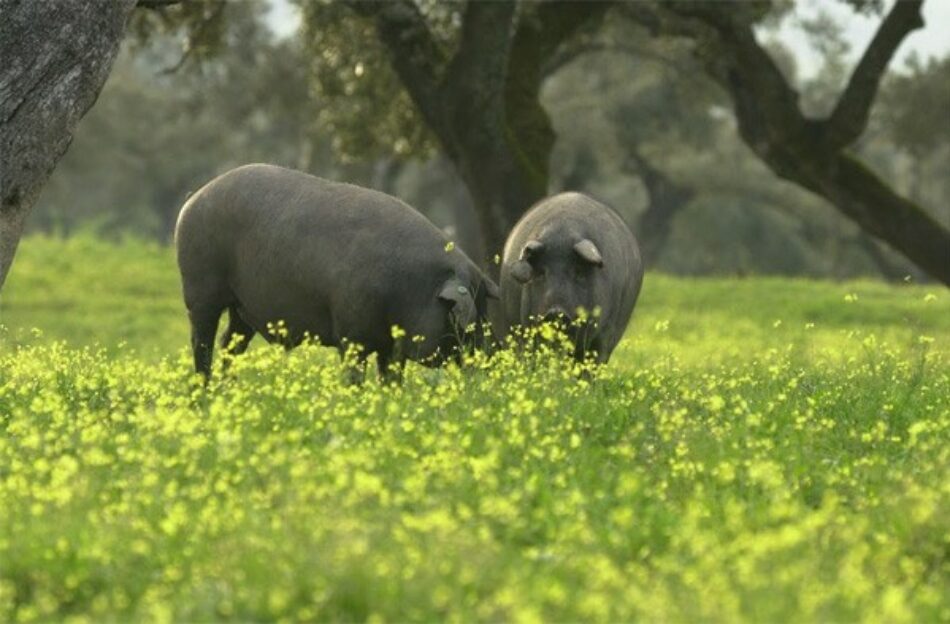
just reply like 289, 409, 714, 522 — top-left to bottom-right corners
175, 164, 498, 378
499, 192, 643, 363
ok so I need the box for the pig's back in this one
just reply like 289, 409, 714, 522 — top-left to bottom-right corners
175, 164, 454, 343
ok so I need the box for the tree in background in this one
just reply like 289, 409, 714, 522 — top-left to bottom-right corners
540, 20, 717, 268
4, 0, 948, 289
877, 55, 950, 211
531, 14, 914, 279
297, 1, 620, 265
623, 1, 949, 284
294, 0, 947, 283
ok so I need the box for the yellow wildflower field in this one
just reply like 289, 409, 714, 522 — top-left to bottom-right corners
0, 236, 948, 621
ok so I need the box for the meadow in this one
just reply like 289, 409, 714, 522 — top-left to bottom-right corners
0, 235, 948, 621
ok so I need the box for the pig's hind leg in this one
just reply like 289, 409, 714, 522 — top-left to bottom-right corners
220, 305, 255, 370
188, 303, 224, 379
183, 278, 232, 379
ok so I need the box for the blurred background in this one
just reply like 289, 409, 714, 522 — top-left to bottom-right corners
29, 0, 950, 281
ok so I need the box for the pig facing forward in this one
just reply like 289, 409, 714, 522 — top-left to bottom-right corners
175, 164, 498, 378
499, 192, 643, 363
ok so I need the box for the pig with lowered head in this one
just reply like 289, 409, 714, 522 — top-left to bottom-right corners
499, 192, 643, 363
175, 164, 498, 378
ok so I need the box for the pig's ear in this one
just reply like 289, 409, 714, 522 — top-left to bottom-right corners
512, 239, 543, 284
482, 276, 500, 299
439, 279, 477, 329
510, 260, 533, 284
521, 239, 544, 260
574, 239, 603, 266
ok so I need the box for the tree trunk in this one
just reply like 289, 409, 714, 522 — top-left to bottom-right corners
0, 0, 137, 291
624, 150, 694, 267
453, 149, 547, 266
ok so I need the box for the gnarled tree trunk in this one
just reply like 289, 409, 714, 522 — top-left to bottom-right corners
0, 0, 137, 291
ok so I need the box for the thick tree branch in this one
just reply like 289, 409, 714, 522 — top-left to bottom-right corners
444, 1, 517, 94
513, 0, 612, 91
531, 1, 609, 62
625, 3, 809, 167
826, 0, 924, 148
435, 1, 520, 246
822, 154, 950, 281
854, 232, 915, 281
674, 6, 808, 153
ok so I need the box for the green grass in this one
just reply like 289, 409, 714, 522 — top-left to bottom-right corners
1, 235, 948, 622
1, 236, 184, 356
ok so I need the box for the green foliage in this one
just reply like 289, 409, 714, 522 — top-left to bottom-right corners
128, 0, 229, 70
1, 237, 948, 621
879, 55, 950, 158
663, 197, 814, 276
3, 236, 948, 360
0, 236, 183, 357
295, 1, 440, 161
32, 8, 333, 240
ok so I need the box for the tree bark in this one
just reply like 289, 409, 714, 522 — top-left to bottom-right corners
629, 0, 950, 285
0, 0, 138, 291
